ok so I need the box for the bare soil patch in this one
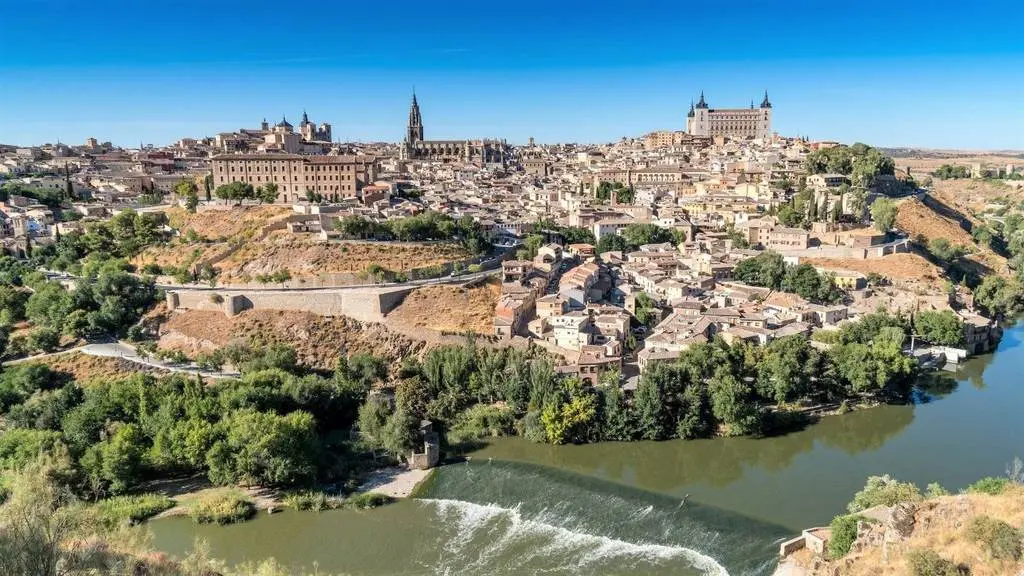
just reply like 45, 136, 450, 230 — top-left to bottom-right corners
386, 280, 499, 335
158, 309, 427, 370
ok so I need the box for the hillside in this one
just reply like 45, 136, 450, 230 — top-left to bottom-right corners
805, 253, 942, 282
895, 196, 1008, 276
165, 205, 292, 240
157, 308, 427, 370
386, 280, 500, 334
215, 234, 473, 283
782, 483, 1024, 576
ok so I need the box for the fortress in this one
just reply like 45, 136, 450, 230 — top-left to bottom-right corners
686, 91, 773, 139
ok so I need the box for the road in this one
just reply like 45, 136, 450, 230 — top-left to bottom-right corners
81, 341, 240, 379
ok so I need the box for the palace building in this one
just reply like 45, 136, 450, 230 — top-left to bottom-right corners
400, 93, 510, 165
686, 91, 773, 140
210, 153, 376, 203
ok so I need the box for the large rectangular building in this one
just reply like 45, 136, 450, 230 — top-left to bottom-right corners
686, 92, 773, 140
210, 153, 377, 203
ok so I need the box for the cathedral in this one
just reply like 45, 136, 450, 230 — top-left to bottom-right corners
686, 91, 772, 140
400, 93, 509, 165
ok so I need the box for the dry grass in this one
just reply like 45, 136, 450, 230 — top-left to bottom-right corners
165, 205, 292, 240
158, 308, 427, 370
215, 236, 472, 282
386, 280, 500, 334
805, 253, 942, 281
801, 485, 1024, 576
896, 197, 977, 247
30, 352, 160, 382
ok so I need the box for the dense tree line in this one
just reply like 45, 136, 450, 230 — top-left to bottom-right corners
0, 346, 388, 498
361, 313, 917, 449
335, 211, 489, 254
0, 257, 158, 357
213, 182, 277, 205
732, 251, 843, 304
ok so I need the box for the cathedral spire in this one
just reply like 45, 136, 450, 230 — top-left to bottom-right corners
301, 109, 309, 124
696, 91, 708, 109
760, 90, 772, 109
687, 100, 695, 118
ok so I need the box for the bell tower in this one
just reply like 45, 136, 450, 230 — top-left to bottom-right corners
406, 92, 424, 144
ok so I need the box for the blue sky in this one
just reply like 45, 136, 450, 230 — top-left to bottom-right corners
1, 0, 1022, 149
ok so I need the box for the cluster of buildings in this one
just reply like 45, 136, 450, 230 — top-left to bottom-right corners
0, 89, 1004, 378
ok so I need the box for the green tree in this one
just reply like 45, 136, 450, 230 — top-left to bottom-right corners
207, 409, 319, 486
913, 310, 964, 347
871, 198, 898, 233
596, 233, 628, 254
175, 179, 200, 213
846, 474, 921, 512
258, 182, 279, 204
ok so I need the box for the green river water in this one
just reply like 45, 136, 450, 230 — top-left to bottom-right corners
150, 322, 1024, 575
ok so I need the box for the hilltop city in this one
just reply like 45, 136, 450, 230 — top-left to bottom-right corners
3, 88, 1024, 575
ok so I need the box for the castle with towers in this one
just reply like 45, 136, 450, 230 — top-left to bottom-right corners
400, 92, 510, 165
686, 91, 772, 139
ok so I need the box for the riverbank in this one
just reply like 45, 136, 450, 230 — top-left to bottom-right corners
145, 466, 434, 520
358, 466, 434, 498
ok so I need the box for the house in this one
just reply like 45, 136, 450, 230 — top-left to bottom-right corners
766, 227, 810, 250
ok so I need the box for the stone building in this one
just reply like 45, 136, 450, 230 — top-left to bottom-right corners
400, 93, 510, 164
686, 91, 772, 139
210, 153, 377, 203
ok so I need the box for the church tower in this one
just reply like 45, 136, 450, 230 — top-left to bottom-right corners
406, 92, 424, 144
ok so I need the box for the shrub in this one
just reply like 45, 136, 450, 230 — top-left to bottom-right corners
209, 293, 224, 304
141, 263, 162, 275
828, 514, 860, 559
341, 492, 392, 510
905, 549, 964, 576
966, 476, 1009, 495
94, 493, 174, 529
925, 482, 950, 498
189, 490, 256, 525
967, 515, 1021, 560
447, 404, 515, 444
847, 475, 921, 512
284, 490, 342, 512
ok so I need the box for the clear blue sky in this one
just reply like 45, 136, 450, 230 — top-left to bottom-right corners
1, 0, 1022, 149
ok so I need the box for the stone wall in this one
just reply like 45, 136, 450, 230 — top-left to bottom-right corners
166, 285, 416, 323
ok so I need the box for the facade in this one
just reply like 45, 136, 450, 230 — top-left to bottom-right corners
686, 91, 772, 139
210, 153, 377, 203
401, 93, 510, 164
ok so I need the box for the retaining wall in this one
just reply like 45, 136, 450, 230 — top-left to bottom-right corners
166, 285, 416, 323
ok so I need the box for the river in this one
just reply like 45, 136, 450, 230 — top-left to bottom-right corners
150, 322, 1024, 575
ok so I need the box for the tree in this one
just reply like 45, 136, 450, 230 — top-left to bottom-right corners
734, 251, 787, 289
203, 173, 213, 201
633, 371, 666, 440
913, 310, 964, 347
175, 179, 200, 213
258, 182, 279, 204
871, 198, 898, 233
974, 275, 1024, 319
620, 224, 673, 249
596, 233, 628, 254
633, 292, 660, 327
207, 409, 319, 486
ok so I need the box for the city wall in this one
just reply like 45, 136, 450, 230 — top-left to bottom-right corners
165, 286, 415, 323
